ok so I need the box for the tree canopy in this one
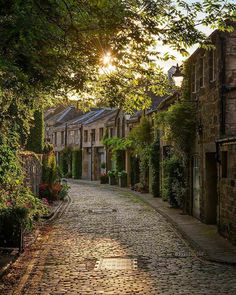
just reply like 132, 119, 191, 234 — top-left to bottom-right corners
0, 0, 235, 138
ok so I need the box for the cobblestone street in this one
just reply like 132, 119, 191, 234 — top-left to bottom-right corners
1, 181, 236, 295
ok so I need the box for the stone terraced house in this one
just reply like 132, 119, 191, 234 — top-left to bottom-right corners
186, 21, 236, 244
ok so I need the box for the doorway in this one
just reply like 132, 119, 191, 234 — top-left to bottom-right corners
205, 152, 218, 224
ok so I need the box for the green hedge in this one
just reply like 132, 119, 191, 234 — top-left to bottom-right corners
150, 137, 160, 198
130, 156, 140, 186
59, 147, 72, 177
72, 149, 82, 179
26, 110, 44, 153
42, 152, 57, 185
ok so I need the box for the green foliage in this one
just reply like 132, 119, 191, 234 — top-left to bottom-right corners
130, 156, 140, 186
42, 152, 58, 185
0, 186, 48, 230
72, 149, 82, 179
58, 184, 70, 201
162, 154, 186, 208
128, 116, 152, 187
108, 170, 116, 177
26, 110, 44, 154
155, 100, 196, 158
59, 147, 73, 177
0, 142, 23, 189
118, 170, 127, 178
102, 137, 132, 153
150, 136, 160, 198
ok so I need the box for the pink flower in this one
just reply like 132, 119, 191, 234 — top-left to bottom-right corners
6, 200, 12, 207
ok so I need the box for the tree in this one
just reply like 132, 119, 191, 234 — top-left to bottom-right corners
0, 0, 235, 140
26, 110, 44, 153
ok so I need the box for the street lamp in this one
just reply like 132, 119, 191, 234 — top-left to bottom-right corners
172, 64, 184, 87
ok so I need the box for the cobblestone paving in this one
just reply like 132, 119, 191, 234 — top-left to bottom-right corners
1, 182, 236, 295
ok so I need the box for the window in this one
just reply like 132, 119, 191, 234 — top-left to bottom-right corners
199, 57, 205, 88
99, 128, 104, 141
109, 128, 113, 138
61, 131, 65, 145
209, 50, 216, 82
84, 130, 88, 142
91, 129, 96, 142
221, 151, 228, 178
192, 64, 197, 93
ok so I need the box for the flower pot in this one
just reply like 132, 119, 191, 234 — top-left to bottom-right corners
119, 176, 127, 187
109, 175, 117, 185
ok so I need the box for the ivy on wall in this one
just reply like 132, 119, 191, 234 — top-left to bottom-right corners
59, 147, 73, 177
150, 135, 160, 198
26, 110, 44, 154
128, 116, 153, 188
155, 61, 195, 209
72, 149, 82, 179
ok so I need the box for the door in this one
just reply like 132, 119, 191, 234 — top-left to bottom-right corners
205, 152, 218, 224
192, 155, 201, 219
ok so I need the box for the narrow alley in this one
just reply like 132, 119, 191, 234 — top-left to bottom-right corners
1, 182, 236, 295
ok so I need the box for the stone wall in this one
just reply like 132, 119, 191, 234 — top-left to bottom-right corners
218, 142, 236, 244
19, 151, 42, 195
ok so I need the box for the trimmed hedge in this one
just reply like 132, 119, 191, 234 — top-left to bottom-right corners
150, 137, 160, 198
26, 110, 44, 153
72, 149, 82, 179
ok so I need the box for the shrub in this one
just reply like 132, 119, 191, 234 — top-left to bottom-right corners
118, 170, 127, 178
39, 182, 63, 202
26, 110, 44, 154
150, 137, 160, 198
58, 184, 70, 200
162, 154, 185, 207
100, 173, 109, 184
108, 170, 116, 177
72, 149, 82, 179
42, 151, 58, 185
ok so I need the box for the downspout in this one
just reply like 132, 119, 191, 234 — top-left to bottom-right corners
217, 34, 226, 231
220, 34, 226, 136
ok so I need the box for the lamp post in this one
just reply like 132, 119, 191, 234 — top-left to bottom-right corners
172, 64, 184, 87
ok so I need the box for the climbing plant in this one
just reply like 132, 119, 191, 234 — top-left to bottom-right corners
26, 110, 44, 154
150, 134, 160, 198
128, 116, 153, 188
155, 62, 196, 159
72, 149, 82, 179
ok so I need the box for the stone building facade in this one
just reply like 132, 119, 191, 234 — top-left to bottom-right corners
188, 22, 236, 243
82, 109, 117, 180
19, 151, 42, 195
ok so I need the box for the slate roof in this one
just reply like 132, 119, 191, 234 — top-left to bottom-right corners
46, 106, 81, 126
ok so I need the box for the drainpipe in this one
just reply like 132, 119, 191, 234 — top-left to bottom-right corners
220, 34, 226, 136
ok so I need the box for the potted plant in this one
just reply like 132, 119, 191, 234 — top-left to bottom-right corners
108, 170, 117, 185
100, 173, 109, 184
118, 170, 128, 187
